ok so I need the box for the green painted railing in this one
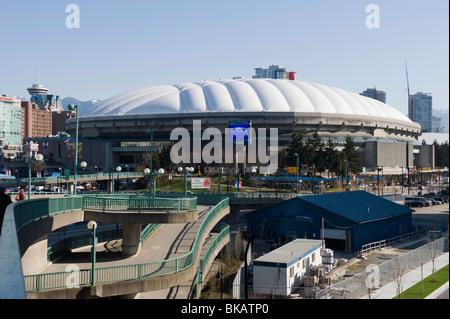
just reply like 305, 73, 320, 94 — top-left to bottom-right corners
23, 198, 229, 292
82, 195, 197, 213
13, 196, 83, 232
191, 224, 230, 298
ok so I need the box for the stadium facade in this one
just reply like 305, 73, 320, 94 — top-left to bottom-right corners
64, 78, 426, 175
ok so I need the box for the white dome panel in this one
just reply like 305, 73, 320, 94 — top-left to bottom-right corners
197, 81, 235, 112
266, 80, 315, 112
82, 78, 413, 126
289, 82, 337, 113
220, 80, 263, 112
245, 79, 290, 111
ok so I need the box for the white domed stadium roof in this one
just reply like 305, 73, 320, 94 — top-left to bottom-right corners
81, 79, 411, 123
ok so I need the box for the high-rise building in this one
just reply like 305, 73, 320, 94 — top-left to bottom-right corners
360, 87, 386, 103
0, 95, 22, 147
253, 65, 296, 80
27, 82, 62, 112
431, 116, 444, 133
21, 101, 53, 138
409, 92, 432, 133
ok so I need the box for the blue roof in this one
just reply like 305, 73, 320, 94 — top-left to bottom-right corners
298, 191, 413, 223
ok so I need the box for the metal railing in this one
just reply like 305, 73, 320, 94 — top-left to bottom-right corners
361, 229, 427, 255
191, 224, 230, 298
13, 196, 83, 232
81, 194, 197, 213
23, 198, 229, 292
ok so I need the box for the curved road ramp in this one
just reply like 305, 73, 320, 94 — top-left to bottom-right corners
0, 195, 229, 299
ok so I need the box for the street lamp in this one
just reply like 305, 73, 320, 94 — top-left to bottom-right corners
112, 166, 122, 194
244, 215, 313, 299
87, 220, 97, 285
294, 153, 299, 196
152, 168, 165, 196
178, 166, 194, 197
27, 153, 44, 199
216, 264, 223, 299
68, 104, 80, 195
343, 159, 348, 189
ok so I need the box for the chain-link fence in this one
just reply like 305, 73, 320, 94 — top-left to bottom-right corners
316, 236, 447, 299
233, 236, 448, 299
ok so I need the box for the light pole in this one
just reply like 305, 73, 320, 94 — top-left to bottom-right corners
94, 165, 99, 192
27, 153, 44, 199
145, 129, 154, 195
87, 220, 97, 285
216, 264, 223, 299
68, 104, 79, 195
144, 168, 151, 192
178, 166, 194, 197
112, 166, 122, 194
294, 153, 299, 196
244, 215, 312, 299
343, 159, 348, 189
152, 168, 165, 196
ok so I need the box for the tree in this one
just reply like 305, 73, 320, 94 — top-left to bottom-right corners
306, 132, 326, 173
323, 139, 340, 176
342, 137, 361, 175
434, 140, 449, 168
285, 131, 313, 167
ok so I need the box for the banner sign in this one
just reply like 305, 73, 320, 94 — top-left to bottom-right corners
191, 178, 211, 189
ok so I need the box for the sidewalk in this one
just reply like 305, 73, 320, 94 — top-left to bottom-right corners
362, 252, 449, 299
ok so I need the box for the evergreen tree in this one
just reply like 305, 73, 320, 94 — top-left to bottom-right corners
342, 137, 361, 175
323, 139, 340, 175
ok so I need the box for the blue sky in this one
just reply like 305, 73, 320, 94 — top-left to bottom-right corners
0, 0, 448, 115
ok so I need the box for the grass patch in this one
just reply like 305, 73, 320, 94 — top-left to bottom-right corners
394, 264, 449, 299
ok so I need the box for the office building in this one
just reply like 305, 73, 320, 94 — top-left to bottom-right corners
21, 101, 53, 138
0, 95, 22, 149
360, 87, 386, 103
431, 116, 444, 133
409, 92, 432, 133
253, 65, 296, 80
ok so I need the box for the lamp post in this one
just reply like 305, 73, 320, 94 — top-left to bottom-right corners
152, 168, 165, 196
67, 104, 79, 195
145, 129, 154, 195
87, 220, 97, 285
343, 159, 348, 189
178, 166, 194, 197
94, 165, 99, 192
294, 153, 299, 196
112, 166, 122, 194
376, 167, 382, 196
27, 153, 44, 199
244, 215, 312, 299
216, 264, 223, 299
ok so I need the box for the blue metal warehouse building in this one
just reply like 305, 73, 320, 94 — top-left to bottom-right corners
246, 191, 413, 253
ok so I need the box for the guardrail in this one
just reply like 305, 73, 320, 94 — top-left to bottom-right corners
82, 195, 197, 213
0, 172, 146, 187
361, 228, 427, 255
13, 196, 83, 232
23, 198, 229, 293
191, 224, 230, 298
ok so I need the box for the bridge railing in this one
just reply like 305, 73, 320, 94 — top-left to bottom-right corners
13, 196, 83, 232
81, 195, 197, 212
23, 198, 229, 292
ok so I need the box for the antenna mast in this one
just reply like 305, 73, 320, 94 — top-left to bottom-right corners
405, 61, 411, 119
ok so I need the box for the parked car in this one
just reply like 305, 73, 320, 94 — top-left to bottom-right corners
433, 197, 444, 204
405, 196, 428, 207
430, 199, 441, 205
405, 200, 424, 208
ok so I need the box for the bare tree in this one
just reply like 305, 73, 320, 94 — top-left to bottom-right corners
390, 258, 406, 299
